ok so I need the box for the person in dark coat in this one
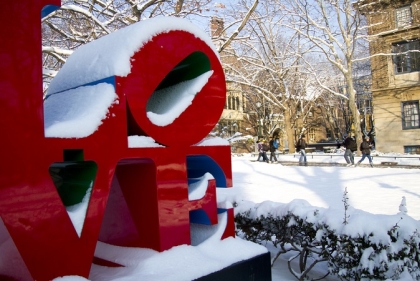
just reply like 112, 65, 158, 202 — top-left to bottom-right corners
269, 136, 279, 163
343, 133, 357, 166
355, 136, 373, 167
296, 135, 307, 165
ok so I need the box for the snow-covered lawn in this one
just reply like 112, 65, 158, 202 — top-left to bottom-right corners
221, 153, 420, 280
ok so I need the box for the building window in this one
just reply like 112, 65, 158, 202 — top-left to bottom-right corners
308, 128, 315, 142
393, 40, 420, 74
396, 6, 412, 28
402, 101, 419, 129
404, 145, 420, 154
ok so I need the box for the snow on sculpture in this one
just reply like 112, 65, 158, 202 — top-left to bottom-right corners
0, 1, 240, 280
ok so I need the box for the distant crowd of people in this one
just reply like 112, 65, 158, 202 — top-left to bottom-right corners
256, 133, 375, 168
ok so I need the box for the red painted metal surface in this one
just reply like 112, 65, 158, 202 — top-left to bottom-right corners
0, 1, 233, 280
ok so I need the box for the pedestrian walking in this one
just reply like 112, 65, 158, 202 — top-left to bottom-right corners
257, 139, 269, 163
343, 133, 357, 166
296, 135, 307, 166
355, 136, 374, 167
269, 137, 279, 163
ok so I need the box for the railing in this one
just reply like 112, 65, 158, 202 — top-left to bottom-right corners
288, 153, 420, 161
306, 142, 342, 152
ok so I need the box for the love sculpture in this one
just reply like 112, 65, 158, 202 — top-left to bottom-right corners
0, 1, 235, 280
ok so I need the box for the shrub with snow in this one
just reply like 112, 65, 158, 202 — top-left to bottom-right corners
234, 199, 420, 281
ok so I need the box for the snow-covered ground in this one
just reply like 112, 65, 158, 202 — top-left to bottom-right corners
2, 152, 419, 281
223, 152, 420, 280
228, 151, 420, 220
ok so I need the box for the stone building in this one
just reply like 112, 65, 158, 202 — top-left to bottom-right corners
358, 0, 420, 153
210, 17, 246, 139
209, 17, 352, 150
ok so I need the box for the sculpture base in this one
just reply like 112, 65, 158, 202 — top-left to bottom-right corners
194, 252, 272, 281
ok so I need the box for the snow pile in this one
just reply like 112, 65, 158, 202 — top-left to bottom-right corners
47, 17, 218, 95
147, 71, 214, 126
44, 83, 118, 138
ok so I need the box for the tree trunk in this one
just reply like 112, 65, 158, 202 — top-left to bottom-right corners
284, 110, 296, 153
346, 75, 362, 156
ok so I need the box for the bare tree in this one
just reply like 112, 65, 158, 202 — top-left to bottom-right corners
220, 0, 331, 152
41, 0, 253, 93
214, 0, 259, 53
281, 0, 369, 151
